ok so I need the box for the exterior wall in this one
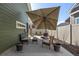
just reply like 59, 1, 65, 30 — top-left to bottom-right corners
0, 3, 31, 54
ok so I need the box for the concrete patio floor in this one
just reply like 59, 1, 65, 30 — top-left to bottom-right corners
1, 39, 73, 56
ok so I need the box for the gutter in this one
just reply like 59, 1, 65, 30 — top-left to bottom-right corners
67, 3, 76, 14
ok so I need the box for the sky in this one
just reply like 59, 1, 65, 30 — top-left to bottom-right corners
31, 3, 74, 25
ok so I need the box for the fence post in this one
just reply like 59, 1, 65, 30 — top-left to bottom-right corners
70, 24, 72, 45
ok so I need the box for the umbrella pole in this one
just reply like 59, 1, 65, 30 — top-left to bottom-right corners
50, 30, 54, 45
45, 29, 48, 33
51, 30, 52, 36
57, 27, 58, 40
44, 19, 48, 33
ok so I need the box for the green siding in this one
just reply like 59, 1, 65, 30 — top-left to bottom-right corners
0, 4, 30, 54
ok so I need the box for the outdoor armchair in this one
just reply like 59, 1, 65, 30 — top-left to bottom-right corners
41, 36, 51, 49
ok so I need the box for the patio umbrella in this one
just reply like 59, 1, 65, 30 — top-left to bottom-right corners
26, 6, 60, 33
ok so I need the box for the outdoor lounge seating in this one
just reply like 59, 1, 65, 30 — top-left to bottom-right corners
41, 37, 50, 49
41, 33, 51, 49
42, 39, 50, 49
21, 38, 29, 44
41, 33, 54, 49
32, 36, 38, 43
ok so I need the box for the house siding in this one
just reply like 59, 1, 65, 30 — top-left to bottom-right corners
0, 3, 31, 54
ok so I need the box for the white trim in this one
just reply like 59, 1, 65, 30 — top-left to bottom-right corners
75, 17, 79, 24
27, 3, 32, 11
16, 21, 25, 25
70, 10, 79, 15
16, 21, 26, 29
16, 27, 26, 29
75, 17, 79, 19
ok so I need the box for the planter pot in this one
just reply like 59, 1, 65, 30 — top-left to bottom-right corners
16, 43, 23, 51
53, 43, 61, 52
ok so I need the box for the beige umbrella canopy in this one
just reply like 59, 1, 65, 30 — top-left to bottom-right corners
26, 6, 60, 32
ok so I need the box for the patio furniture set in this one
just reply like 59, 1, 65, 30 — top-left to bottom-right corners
16, 33, 61, 52
41, 33, 61, 51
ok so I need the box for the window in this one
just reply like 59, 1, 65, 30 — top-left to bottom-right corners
75, 17, 79, 24
16, 21, 26, 29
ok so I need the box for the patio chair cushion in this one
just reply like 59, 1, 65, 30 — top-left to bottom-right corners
22, 37, 28, 40
42, 39, 49, 43
42, 36, 50, 43
42, 37, 50, 49
33, 37, 37, 40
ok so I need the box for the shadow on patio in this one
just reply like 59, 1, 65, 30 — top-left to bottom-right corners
1, 37, 73, 56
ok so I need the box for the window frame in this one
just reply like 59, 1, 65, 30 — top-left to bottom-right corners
75, 17, 79, 24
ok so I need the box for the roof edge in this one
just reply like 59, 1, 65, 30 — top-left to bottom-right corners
67, 3, 76, 14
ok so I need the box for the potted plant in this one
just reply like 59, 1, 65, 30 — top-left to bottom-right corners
16, 43, 23, 51
53, 43, 61, 52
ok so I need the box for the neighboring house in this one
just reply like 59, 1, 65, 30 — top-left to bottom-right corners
58, 23, 68, 27
58, 17, 70, 27
0, 3, 31, 54
69, 3, 79, 24
65, 17, 70, 24
57, 3, 79, 46
68, 3, 79, 46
